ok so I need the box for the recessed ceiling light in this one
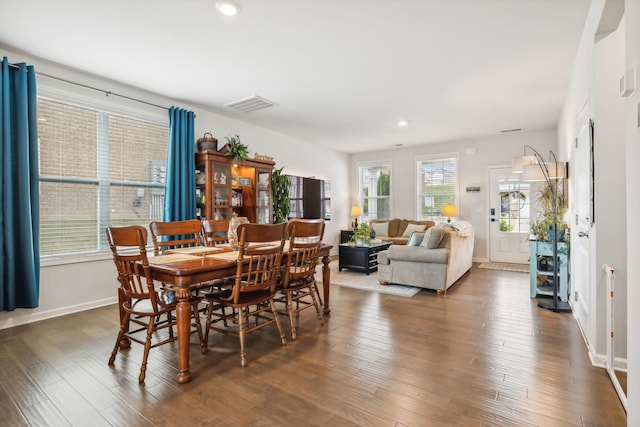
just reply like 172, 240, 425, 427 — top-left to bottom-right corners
397, 120, 408, 127
216, 0, 240, 16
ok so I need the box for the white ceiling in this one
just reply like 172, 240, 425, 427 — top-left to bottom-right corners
0, 0, 590, 154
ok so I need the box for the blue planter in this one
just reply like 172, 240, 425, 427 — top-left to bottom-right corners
548, 225, 565, 241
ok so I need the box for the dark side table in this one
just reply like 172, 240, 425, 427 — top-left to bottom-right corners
338, 241, 392, 275
340, 229, 354, 244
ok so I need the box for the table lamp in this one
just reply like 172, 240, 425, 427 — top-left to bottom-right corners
442, 205, 457, 223
351, 205, 362, 228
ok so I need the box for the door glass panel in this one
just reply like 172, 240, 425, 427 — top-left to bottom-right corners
498, 182, 531, 233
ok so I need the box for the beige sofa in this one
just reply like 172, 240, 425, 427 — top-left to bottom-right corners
370, 219, 436, 245
377, 224, 475, 294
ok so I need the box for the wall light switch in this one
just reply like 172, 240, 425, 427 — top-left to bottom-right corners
620, 67, 636, 97
137, 188, 145, 197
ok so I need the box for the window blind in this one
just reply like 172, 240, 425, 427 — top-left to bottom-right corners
38, 98, 169, 257
416, 156, 457, 221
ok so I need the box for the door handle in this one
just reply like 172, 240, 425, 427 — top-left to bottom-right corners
490, 218, 497, 222
578, 231, 589, 238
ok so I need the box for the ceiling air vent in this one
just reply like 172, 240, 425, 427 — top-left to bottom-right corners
500, 128, 523, 133
223, 95, 278, 113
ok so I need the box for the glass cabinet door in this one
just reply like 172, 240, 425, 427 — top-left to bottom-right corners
256, 169, 272, 224
195, 165, 206, 218
257, 189, 271, 224
214, 163, 231, 186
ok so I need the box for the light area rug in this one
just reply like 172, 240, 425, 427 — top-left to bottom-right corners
320, 267, 421, 298
478, 262, 529, 273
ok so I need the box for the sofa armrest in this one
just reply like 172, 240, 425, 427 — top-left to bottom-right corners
377, 250, 390, 265
387, 245, 449, 264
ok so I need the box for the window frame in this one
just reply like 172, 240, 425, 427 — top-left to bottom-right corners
37, 82, 169, 264
357, 160, 392, 222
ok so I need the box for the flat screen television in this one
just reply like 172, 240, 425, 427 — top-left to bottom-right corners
287, 176, 331, 220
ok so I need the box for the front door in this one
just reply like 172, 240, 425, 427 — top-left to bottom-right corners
488, 166, 531, 264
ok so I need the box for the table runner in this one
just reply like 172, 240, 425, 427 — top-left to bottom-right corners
167, 246, 224, 256
148, 253, 202, 264
206, 251, 240, 261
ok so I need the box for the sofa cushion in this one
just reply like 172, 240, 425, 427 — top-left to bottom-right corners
420, 226, 445, 249
397, 220, 433, 237
406, 231, 425, 246
386, 219, 403, 237
401, 223, 427, 237
371, 221, 389, 237
385, 236, 412, 245
387, 245, 449, 263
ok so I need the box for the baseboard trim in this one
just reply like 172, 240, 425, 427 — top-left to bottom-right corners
0, 297, 117, 330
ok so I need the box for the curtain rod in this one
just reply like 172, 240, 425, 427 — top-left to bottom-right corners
36, 71, 169, 111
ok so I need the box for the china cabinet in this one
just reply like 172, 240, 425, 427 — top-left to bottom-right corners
195, 151, 274, 224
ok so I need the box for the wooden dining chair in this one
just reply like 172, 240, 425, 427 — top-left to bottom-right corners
149, 219, 202, 255
199, 219, 234, 318
106, 225, 205, 383
278, 218, 326, 340
204, 222, 287, 367
201, 219, 230, 246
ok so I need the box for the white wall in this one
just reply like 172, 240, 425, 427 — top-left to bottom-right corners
0, 46, 349, 330
350, 129, 556, 261
625, 0, 640, 423
594, 18, 627, 361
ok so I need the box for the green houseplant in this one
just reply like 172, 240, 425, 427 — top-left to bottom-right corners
349, 223, 373, 246
224, 134, 249, 162
530, 183, 569, 242
272, 166, 290, 224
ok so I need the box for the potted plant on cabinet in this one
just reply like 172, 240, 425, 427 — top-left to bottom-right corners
223, 134, 249, 162
530, 183, 569, 242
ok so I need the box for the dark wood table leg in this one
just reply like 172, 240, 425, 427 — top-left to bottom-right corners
175, 287, 192, 384
321, 254, 331, 315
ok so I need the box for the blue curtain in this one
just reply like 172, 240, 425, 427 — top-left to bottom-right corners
164, 106, 196, 221
0, 57, 40, 311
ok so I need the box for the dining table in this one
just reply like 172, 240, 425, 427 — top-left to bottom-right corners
139, 243, 333, 384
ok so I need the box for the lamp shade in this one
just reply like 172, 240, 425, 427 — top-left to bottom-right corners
522, 164, 546, 182
442, 205, 457, 217
350, 205, 362, 216
549, 161, 567, 179
522, 162, 567, 182
512, 155, 537, 173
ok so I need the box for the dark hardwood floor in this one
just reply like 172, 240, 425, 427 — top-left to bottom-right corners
0, 264, 627, 426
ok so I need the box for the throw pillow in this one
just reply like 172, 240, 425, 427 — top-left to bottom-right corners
401, 223, 426, 237
371, 221, 389, 237
406, 231, 425, 246
420, 227, 445, 249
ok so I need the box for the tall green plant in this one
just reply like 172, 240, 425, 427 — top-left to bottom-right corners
272, 167, 290, 223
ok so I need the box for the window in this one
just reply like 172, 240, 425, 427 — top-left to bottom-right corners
358, 162, 391, 222
416, 155, 457, 221
38, 98, 169, 257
